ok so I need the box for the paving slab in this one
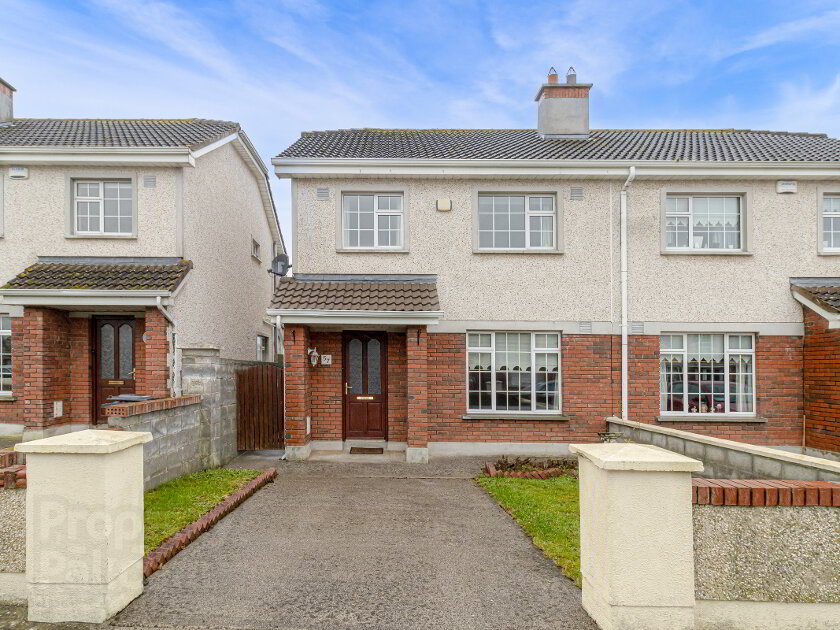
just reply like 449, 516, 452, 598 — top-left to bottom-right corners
112, 458, 595, 630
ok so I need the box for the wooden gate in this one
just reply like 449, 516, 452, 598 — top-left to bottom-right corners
236, 363, 284, 450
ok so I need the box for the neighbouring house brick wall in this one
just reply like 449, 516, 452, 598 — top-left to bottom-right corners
803, 309, 840, 452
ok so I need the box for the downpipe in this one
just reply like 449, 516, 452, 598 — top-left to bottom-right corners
620, 166, 636, 421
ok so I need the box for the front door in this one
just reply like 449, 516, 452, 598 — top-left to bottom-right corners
343, 331, 387, 439
94, 317, 137, 423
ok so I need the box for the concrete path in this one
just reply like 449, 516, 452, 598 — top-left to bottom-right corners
112, 457, 596, 630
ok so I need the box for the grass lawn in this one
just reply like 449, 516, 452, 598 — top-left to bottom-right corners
144, 468, 261, 554
477, 475, 582, 586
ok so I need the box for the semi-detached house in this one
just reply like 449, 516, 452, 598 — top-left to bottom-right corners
271, 68, 840, 463
0, 78, 284, 440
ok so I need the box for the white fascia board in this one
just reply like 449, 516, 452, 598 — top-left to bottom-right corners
0, 289, 171, 307
0, 147, 194, 166
791, 290, 840, 329
273, 157, 840, 179
266, 308, 443, 326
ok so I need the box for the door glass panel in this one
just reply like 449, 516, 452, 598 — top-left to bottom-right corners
348, 338, 363, 394
100, 324, 115, 379
367, 339, 381, 394
119, 324, 133, 379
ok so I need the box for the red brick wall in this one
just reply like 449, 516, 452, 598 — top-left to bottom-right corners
283, 324, 311, 446
803, 309, 840, 452
406, 326, 428, 448
142, 308, 169, 398
20, 308, 72, 429
68, 318, 93, 424
309, 331, 342, 441
387, 332, 407, 442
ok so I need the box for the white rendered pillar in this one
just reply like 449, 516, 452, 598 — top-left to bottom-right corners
17, 429, 151, 623
569, 443, 703, 630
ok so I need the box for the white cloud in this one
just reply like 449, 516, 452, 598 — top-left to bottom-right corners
730, 8, 840, 55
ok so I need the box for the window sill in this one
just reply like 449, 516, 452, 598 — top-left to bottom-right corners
462, 413, 569, 422
66, 234, 137, 240
0, 395, 16, 402
657, 415, 766, 423
336, 248, 409, 254
473, 249, 563, 255
660, 250, 752, 256
817, 251, 840, 256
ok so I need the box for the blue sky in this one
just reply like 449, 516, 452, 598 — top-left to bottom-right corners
2, 0, 840, 241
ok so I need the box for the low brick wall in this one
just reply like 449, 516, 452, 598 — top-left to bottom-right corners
694, 501, 840, 604
607, 417, 840, 482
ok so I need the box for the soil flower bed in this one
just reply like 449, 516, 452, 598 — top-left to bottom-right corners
484, 456, 578, 479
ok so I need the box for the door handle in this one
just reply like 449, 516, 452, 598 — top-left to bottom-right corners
345, 382, 349, 395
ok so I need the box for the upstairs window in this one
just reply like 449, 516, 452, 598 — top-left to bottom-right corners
342, 193, 404, 249
665, 195, 742, 251
251, 237, 261, 261
74, 180, 133, 235
478, 194, 556, 250
0, 315, 10, 394
822, 195, 840, 252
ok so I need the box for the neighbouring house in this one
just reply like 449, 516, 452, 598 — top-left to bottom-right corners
270, 67, 840, 462
0, 77, 284, 441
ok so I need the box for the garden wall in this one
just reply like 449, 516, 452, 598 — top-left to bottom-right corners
0, 487, 26, 603
607, 417, 840, 482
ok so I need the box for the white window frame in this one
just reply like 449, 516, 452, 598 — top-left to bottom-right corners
251, 237, 262, 261
476, 193, 558, 251
659, 333, 756, 418
466, 331, 562, 414
72, 179, 134, 236
820, 192, 840, 254
664, 194, 744, 252
340, 193, 405, 250
256, 334, 269, 362
0, 315, 11, 395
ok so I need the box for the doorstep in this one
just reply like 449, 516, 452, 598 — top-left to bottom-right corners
307, 439, 409, 463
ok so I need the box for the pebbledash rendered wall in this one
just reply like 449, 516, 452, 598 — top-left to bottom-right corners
0, 488, 25, 600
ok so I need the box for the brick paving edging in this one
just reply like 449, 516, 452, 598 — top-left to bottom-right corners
143, 468, 278, 577
483, 462, 578, 480
692, 479, 839, 507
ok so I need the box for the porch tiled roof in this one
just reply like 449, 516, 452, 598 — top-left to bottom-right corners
2, 257, 192, 292
271, 275, 440, 311
790, 278, 840, 313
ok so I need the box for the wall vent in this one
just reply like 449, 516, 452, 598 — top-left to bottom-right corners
143, 175, 157, 188
578, 321, 593, 334
630, 321, 645, 335
316, 186, 330, 201
570, 187, 584, 200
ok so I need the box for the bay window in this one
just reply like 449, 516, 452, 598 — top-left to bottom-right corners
660, 333, 755, 416
342, 193, 404, 249
467, 331, 560, 413
478, 194, 556, 250
0, 315, 11, 394
665, 195, 742, 251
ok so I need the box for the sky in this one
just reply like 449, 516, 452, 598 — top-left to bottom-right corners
2, 0, 840, 244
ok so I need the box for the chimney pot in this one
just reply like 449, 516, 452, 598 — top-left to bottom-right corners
0, 78, 15, 123
547, 66, 558, 84
566, 66, 576, 84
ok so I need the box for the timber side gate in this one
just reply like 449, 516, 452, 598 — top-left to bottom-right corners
236, 363, 284, 450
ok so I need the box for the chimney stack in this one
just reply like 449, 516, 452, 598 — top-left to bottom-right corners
0, 78, 15, 123
535, 66, 591, 139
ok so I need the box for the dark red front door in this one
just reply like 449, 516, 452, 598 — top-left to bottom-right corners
343, 331, 387, 439
94, 317, 137, 423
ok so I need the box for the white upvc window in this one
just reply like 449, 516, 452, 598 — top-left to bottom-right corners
467, 331, 561, 413
251, 237, 261, 261
256, 335, 269, 362
0, 315, 11, 394
342, 193, 404, 249
478, 194, 556, 250
822, 195, 840, 252
665, 195, 742, 251
74, 180, 133, 235
660, 333, 755, 416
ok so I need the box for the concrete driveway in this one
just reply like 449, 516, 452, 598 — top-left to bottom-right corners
113, 457, 596, 630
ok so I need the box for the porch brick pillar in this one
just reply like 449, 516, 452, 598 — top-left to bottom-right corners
21, 308, 71, 431
406, 326, 429, 463
142, 308, 169, 398
283, 324, 311, 460
68, 318, 93, 424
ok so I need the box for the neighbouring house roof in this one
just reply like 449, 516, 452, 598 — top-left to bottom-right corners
270, 275, 440, 312
790, 278, 840, 314
0, 118, 240, 150
277, 128, 840, 162
2, 257, 192, 292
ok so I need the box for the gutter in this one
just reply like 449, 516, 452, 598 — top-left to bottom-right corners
620, 166, 636, 421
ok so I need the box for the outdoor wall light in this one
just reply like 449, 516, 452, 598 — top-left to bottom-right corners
307, 347, 320, 367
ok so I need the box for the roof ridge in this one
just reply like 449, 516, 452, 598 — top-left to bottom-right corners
298, 127, 829, 138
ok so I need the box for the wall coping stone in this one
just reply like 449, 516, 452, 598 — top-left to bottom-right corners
692, 478, 840, 506
15, 429, 151, 454
608, 417, 840, 476
104, 395, 202, 418
570, 442, 704, 472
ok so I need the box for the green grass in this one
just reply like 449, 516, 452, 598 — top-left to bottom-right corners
477, 475, 582, 586
144, 468, 261, 554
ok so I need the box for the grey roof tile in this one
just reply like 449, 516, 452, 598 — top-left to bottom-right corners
791, 279, 840, 314
277, 128, 840, 162
271, 277, 440, 311
2, 259, 192, 292
0, 119, 239, 149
